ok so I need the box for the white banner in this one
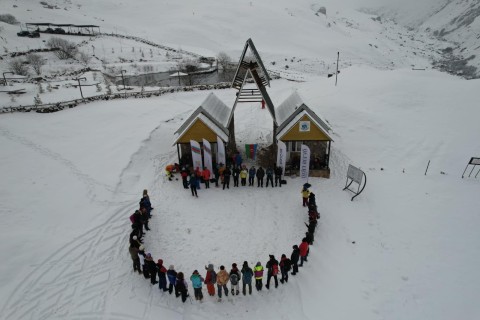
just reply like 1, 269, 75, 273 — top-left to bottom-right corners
202, 139, 213, 179
276, 140, 287, 175
300, 144, 311, 183
217, 136, 226, 166
190, 140, 203, 171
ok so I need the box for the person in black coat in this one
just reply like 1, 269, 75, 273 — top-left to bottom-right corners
256, 166, 265, 187
144, 253, 158, 285
290, 245, 300, 275
223, 167, 231, 190
275, 166, 283, 187
265, 255, 279, 289
232, 166, 240, 187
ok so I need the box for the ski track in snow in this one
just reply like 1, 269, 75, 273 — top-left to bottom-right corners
0, 126, 131, 207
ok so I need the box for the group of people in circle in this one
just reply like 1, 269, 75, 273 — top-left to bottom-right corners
127, 181, 320, 303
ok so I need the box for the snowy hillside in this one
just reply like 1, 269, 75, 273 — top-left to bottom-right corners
0, 1, 480, 320
371, 0, 480, 78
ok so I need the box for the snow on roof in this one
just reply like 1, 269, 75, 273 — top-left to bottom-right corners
275, 92, 332, 139
174, 93, 231, 140
275, 91, 305, 125
198, 92, 231, 128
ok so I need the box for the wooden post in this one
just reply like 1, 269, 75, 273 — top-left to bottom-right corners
335, 52, 339, 86
425, 160, 430, 175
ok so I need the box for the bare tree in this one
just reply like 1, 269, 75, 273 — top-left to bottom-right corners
26, 53, 45, 75
217, 52, 231, 71
77, 51, 91, 66
8, 58, 29, 76
46, 37, 78, 60
177, 59, 200, 86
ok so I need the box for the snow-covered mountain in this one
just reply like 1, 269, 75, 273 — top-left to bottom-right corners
371, 0, 480, 78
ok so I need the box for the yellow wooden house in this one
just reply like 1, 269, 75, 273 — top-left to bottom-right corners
276, 92, 333, 178
174, 92, 230, 165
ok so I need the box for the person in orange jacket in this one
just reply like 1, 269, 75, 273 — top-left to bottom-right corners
202, 167, 211, 189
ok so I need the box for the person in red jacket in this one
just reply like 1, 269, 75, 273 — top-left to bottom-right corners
202, 167, 211, 189
299, 238, 309, 267
204, 263, 216, 296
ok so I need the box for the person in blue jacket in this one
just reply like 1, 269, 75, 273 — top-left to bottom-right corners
190, 270, 205, 302
248, 166, 256, 186
266, 166, 274, 187
189, 173, 198, 197
167, 265, 178, 295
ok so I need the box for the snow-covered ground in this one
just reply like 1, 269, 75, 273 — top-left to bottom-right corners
0, 0, 480, 319
1, 66, 479, 320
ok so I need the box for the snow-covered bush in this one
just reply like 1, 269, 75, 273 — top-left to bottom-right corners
8, 58, 29, 76
0, 14, 19, 25
46, 37, 78, 60
26, 53, 45, 75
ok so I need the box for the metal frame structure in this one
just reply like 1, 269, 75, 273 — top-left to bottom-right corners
343, 164, 367, 201
462, 157, 480, 179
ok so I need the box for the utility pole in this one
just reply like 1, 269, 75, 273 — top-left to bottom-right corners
2, 72, 13, 86
75, 77, 86, 99
335, 52, 339, 86
120, 70, 127, 98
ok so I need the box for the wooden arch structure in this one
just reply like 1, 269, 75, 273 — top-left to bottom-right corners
227, 39, 277, 151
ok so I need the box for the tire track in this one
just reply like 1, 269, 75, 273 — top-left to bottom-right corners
0, 201, 135, 320
0, 127, 121, 205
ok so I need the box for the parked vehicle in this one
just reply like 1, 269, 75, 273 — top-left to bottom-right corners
45, 27, 54, 33
53, 28, 66, 34
28, 31, 40, 38
17, 31, 30, 37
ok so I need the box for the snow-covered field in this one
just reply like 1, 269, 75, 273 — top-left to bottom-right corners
1, 67, 479, 320
0, 0, 479, 319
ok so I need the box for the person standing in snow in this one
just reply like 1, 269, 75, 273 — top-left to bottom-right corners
254, 261, 264, 291
189, 173, 198, 197
204, 264, 216, 296
232, 165, 240, 187
279, 254, 291, 284
275, 166, 283, 187
229, 263, 241, 296
129, 234, 141, 249
190, 270, 205, 302
157, 259, 168, 292
175, 272, 189, 303
240, 166, 248, 186
138, 245, 149, 279
301, 186, 310, 207
216, 265, 229, 301
140, 207, 150, 231
223, 166, 231, 190
248, 166, 256, 186
140, 189, 153, 216
145, 253, 158, 285
194, 167, 202, 190
202, 166, 211, 189
265, 255, 279, 289
181, 167, 189, 189
299, 238, 309, 267
241, 261, 254, 295
128, 244, 142, 274
265, 166, 274, 187
256, 166, 265, 187
291, 245, 300, 275
167, 265, 178, 295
